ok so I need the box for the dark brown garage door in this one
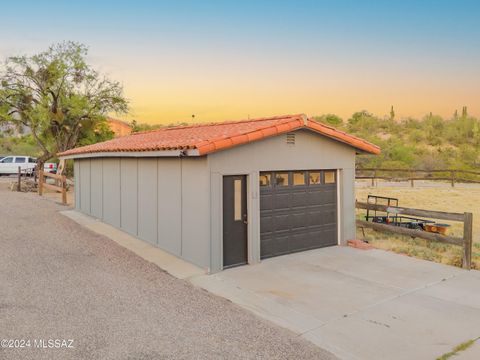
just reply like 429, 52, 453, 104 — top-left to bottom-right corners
260, 170, 337, 259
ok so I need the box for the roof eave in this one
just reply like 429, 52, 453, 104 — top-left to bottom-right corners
306, 120, 380, 155
59, 148, 201, 160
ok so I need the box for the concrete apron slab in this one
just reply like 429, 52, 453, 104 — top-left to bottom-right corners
61, 210, 206, 280
60, 211, 480, 360
190, 246, 480, 360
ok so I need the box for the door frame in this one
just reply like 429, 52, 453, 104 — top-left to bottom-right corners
221, 173, 249, 269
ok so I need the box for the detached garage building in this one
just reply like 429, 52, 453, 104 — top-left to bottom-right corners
60, 114, 379, 273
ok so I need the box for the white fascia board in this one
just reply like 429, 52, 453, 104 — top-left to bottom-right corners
60, 148, 200, 160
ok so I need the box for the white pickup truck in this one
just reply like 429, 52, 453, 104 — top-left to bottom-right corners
0, 155, 57, 175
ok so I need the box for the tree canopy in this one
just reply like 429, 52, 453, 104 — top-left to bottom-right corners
0, 41, 128, 166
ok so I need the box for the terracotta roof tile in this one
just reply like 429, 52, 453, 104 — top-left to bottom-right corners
59, 114, 380, 157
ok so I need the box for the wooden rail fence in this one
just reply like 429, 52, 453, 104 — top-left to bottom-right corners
38, 170, 67, 205
356, 201, 473, 269
356, 168, 480, 187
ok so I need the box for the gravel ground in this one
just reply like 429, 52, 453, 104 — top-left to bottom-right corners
0, 182, 335, 360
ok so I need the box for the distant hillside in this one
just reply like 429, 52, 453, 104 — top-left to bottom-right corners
2, 111, 479, 172
314, 108, 480, 170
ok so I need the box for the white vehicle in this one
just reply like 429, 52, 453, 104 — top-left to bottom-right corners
0, 155, 37, 175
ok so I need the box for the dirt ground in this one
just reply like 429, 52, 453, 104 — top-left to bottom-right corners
0, 180, 334, 360
356, 181, 480, 268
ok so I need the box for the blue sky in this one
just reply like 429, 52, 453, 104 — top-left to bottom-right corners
1, 0, 479, 122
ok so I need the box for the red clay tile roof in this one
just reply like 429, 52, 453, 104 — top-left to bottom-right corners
59, 114, 380, 157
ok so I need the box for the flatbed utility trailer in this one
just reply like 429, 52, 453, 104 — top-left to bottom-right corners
365, 195, 436, 230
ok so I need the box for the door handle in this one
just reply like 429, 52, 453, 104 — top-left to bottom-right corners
243, 214, 248, 224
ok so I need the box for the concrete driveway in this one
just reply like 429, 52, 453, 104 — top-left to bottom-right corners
192, 247, 480, 360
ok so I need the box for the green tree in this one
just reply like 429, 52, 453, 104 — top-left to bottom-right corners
131, 119, 164, 133
0, 41, 128, 169
313, 114, 343, 127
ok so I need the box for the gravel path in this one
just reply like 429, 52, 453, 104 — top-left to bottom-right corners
0, 183, 335, 360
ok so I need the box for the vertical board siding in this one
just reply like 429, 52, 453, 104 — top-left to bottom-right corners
157, 159, 182, 256
74, 161, 81, 210
181, 158, 210, 268
90, 159, 103, 219
102, 159, 121, 228
79, 159, 91, 214
120, 159, 138, 236
138, 159, 158, 245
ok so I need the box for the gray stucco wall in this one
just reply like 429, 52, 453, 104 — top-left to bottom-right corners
73, 128, 357, 274
208, 129, 356, 272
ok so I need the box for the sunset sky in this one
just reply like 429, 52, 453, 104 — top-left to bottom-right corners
1, 0, 479, 124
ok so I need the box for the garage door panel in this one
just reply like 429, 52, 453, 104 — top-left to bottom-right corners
290, 232, 311, 252
274, 214, 291, 231
307, 211, 324, 227
274, 192, 291, 209
260, 170, 337, 259
322, 228, 337, 246
291, 212, 308, 229
291, 191, 308, 207
322, 209, 337, 225
308, 191, 324, 205
260, 215, 273, 234
260, 194, 273, 210
261, 235, 290, 258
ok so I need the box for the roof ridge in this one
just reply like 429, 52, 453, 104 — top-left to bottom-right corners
132, 114, 305, 135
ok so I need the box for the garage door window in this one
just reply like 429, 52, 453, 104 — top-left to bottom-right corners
308, 171, 321, 185
260, 173, 271, 187
324, 171, 336, 184
293, 171, 306, 186
275, 173, 289, 186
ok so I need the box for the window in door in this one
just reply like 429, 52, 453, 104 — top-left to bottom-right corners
234, 179, 242, 221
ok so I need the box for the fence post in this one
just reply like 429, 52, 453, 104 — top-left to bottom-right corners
61, 175, 67, 205
38, 170, 44, 196
410, 170, 414, 188
371, 170, 376, 187
451, 171, 455, 187
17, 166, 21, 192
462, 212, 473, 270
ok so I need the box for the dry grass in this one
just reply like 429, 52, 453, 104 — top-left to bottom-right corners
356, 184, 480, 269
